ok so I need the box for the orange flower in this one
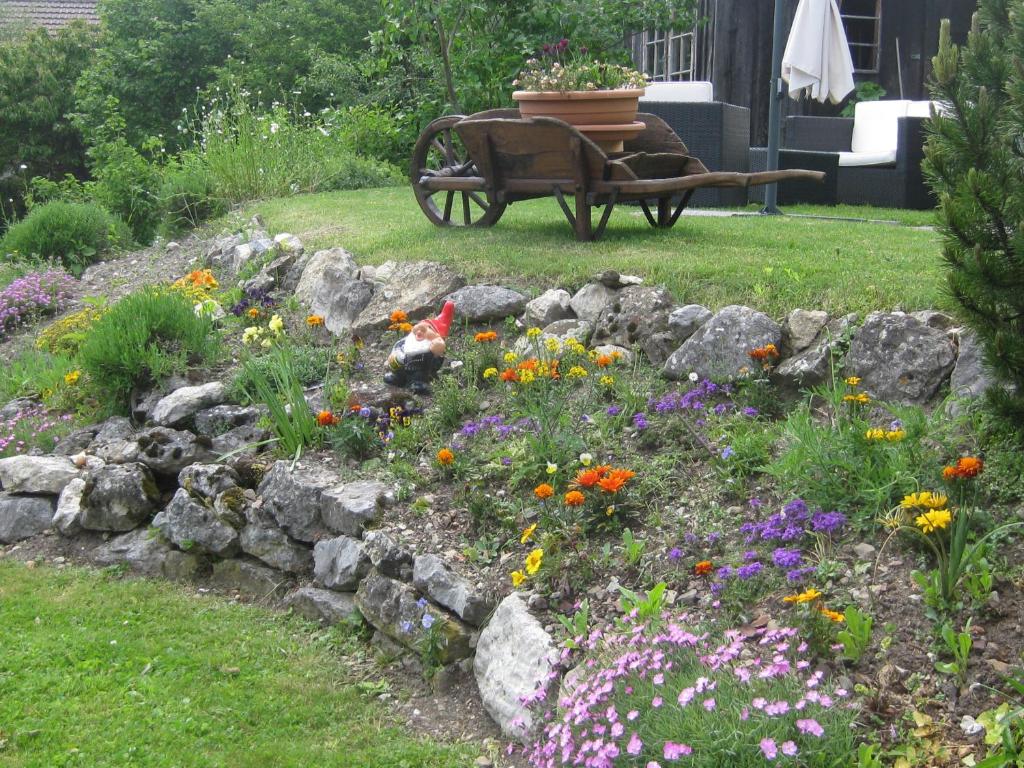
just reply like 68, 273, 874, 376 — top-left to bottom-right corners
316, 410, 339, 426
564, 490, 585, 506
574, 469, 603, 488
246, 307, 261, 318
474, 331, 498, 343
548, 359, 560, 379
819, 607, 845, 623
749, 343, 780, 361
694, 560, 713, 576
534, 483, 554, 500
500, 368, 518, 382
597, 468, 636, 494
517, 358, 539, 372
436, 448, 455, 466
390, 309, 408, 324
944, 456, 984, 479
306, 314, 324, 327
596, 354, 613, 368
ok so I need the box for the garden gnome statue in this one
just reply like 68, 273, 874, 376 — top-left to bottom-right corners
384, 301, 455, 394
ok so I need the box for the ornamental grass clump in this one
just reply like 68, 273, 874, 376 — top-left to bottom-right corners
0, 269, 75, 338
523, 615, 857, 767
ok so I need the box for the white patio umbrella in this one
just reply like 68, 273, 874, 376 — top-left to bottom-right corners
782, 0, 855, 104
763, 0, 855, 214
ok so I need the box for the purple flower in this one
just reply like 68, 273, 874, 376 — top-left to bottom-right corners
786, 566, 817, 582
760, 738, 778, 760
720, 445, 735, 459
811, 510, 847, 534
606, 405, 621, 417
713, 403, 728, 416
421, 613, 435, 629
501, 456, 512, 466
743, 406, 759, 417
782, 498, 809, 519
400, 620, 413, 633
668, 547, 682, 561
749, 497, 763, 508
772, 548, 803, 568
737, 562, 763, 580
716, 565, 734, 579
416, 597, 428, 609
633, 412, 649, 430
796, 718, 825, 737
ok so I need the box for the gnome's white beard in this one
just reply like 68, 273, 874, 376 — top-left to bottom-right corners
399, 333, 433, 360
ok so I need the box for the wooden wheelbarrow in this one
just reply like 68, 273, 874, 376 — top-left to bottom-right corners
410, 109, 825, 241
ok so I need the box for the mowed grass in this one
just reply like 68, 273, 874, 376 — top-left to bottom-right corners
249, 186, 948, 318
0, 560, 471, 768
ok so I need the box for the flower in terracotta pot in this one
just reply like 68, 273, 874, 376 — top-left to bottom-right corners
513, 39, 647, 93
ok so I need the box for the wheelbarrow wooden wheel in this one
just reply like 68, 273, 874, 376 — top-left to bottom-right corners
410, 116, 507, 228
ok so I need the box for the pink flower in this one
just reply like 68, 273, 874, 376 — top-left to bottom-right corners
663, 741, 692, 760
677, 687, 695, 706
702, 698, 716, 712
647, 763, 661, 768
627, 710, 639, 721
781, 741, 799, 757
651, 696, 663, 708
627, 732, 643, 755
760, 738, 778, 760
796, 718, 825, 737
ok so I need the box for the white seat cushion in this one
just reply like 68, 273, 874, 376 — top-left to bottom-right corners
906, 100, 936, 118
838, 150, 898, 167
639, 81, 714, 103
851, 100, 910, 154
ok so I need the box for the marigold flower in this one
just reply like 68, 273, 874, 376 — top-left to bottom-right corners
474, 330, 498, 343
845, 376, 861, 386
574, 468, 603, 488
389, 309, 408, 324
306, 314, 324, 327
534, 483, 554, 500
564, 490, 585, 506
316, 410, 339, 426
915, 509, 952, 533
520, 523, 537, 544
246, 307, 261, 318
499, 368, 518, 382
901, 491, 948, 510
783, 588, 822, 604
525, 548, 544, 575
511, 570, 526, 587
819, 607, 845, 623
526, 327, 543, 338
694, 560, 713, 576
749, 343, 780, 361
843, 392, 870, 404
944, 456, 984, 479
596, 354, 613, 368
436, 448, 455, 466
396, 322, 413, 333
517, 358, 539, 371
64, 370, 80, 386
597, 468, 636, 494
482, 367, 498, 379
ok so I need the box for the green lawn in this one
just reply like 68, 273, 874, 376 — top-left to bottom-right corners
0, 560, 471, 768
248, 187, 948, 318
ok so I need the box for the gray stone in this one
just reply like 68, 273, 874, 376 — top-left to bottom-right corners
240, 520, 312, 573
161, 550, 206, 581
242, 250, 298, 295
668, 304, 713, 343
845, 312, 956, 404
663, 305, 782, 381
853, 542, 876, 560
0, 397, 39, 421
283, 586, 359, 626
0, 493, 56, 543
640, 332, 678, 367
363, 529, 414, 580
52, 425, 100, 455
194, 405, 261, 436
321, 480, 390, 537
474, 593, 559, 740
523, 289, 573, 328
591, 285, 674, 348
152, 488, 241, 557
0, 455, 81, 495
772, 314, 857, 392
131, 376, 191, 423
352, 261, 466, 335
273, 232, 303, 255
89, 417, 139, 464
90, 528, 172, 576
445, 285, 527, 323
596, 269, 643, 289
257, 460, 341, 543
295, 247, 360, 308
355, 569, 473, 663
911, 309, 957, 330
950, 330, 996, 400
311, 269, 375, 336
150, 382, 227, 427
514, 319, 594, 355
783, 309, 829, 354
569, 283, 617, 324
80, 463, 161, 532
53, 477, 86, 536
209, 558, 291, 597
178, 463, 241, 501
413, 554, 493, 626
211, 424, 271, 457
313, 535, 370, 591
134, 427, 215, 477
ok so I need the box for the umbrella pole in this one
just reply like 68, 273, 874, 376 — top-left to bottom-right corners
762, 0, 787, 215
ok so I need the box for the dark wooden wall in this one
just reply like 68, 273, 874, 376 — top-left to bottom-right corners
700, 0, 976, 145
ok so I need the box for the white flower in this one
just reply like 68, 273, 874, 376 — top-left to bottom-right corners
688, 372, 699, 382
579, 453, 593, 466
546, 462, 558, 475
270, 122, 279, 134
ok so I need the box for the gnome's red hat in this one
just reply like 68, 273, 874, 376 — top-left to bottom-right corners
426, 300, 455, 338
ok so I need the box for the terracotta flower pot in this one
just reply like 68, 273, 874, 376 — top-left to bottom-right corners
512, 88, 646, 152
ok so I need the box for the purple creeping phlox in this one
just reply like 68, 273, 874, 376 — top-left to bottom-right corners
519, 612, 854, 767
0, 269, 75, 336
0, 404, 74, 457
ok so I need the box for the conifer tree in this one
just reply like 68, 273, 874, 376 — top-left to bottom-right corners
924, 2, 1024, 426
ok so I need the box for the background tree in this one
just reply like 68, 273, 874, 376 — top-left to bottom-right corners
924, 3, 1024, 426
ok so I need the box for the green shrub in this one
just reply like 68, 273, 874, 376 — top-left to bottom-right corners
228, 344, 332, 404
78, 289, 220, 411
159, 158, 226, 234
0, 201, 115, 274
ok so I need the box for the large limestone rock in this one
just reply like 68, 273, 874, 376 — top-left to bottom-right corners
321, 480, 391, 537
89, 417, 139, 464
150, 383, 227, 428
355, 569, 472, 663
283, 587, 359, 626
474, 593, 559, 740
240, 516, 312, 573
256, 460, 341, 543
193, 405, 261, 437
80, 463, 161, 532
90, 528, 176, 577
412, 554, 492, 626
178, 463, 241, 501
668, 304, 712, 343
523, 289, 573, 328
313, 535, 370, 591
311, 270, 375, 336
53, 477, 86, 537
362, 529, 414, 581
0, 493, 56, 543
444, 285, 527, 322
663, 305, 782, 381
210, 557, 290, 597
773, 314, 856, 392
152, 488, 241, 557
295, 247, 360, 308
950, 330, 996, 400
134, 427, 215, 477
782, 309, 829, 354
0, 455, 82, 495
352, 261, 465, 335
569, 283, 618, 324
845, 312, 956, 404
591, 285, 674, 349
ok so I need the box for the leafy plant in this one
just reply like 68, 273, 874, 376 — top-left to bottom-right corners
617, 581, 667, 625
975, 702, 1024, 768
621, 528, 645, 566
514, 41, 647, 92
934, 620, 972, 687
840, 80, 887, 117
836, 606, 874, 664
0, 202, 116, 274
240, 343, 319, 457
554, 598, 589, 649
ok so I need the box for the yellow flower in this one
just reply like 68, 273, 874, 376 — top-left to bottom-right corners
520, 523, 537, 544
915, 509, 952, 533
483, 367, 498, 379
885, 429, 906, 441
599, 375, 615, 387
565, 339, 586, 355
783, 588, 822, 604
242, 326, 261, 345
525, 548, 544, 575
306, 314, 324, 327
901, 491, 948, 510
260, 338, 273, 349
865, 428, 885, 440
268, 314, 284, 334
504, 351, 519, 364
526, 327, 543, 339
544, 337, 561, 353
566, 366, 588, 379
511, 570, 526, 588
64, 370, 81, 386
518, 369, 536, 384
546, 462, 558, 475
579, 453, 593, 466
845, 376, 862, 386
605, 505, 615, 516
843, 392, 870, 404
247, 307, 261, 319
819, 607, 845, 623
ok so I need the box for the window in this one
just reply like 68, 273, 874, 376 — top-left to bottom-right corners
840, 0, 882, 73
630, 27, 696, 81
